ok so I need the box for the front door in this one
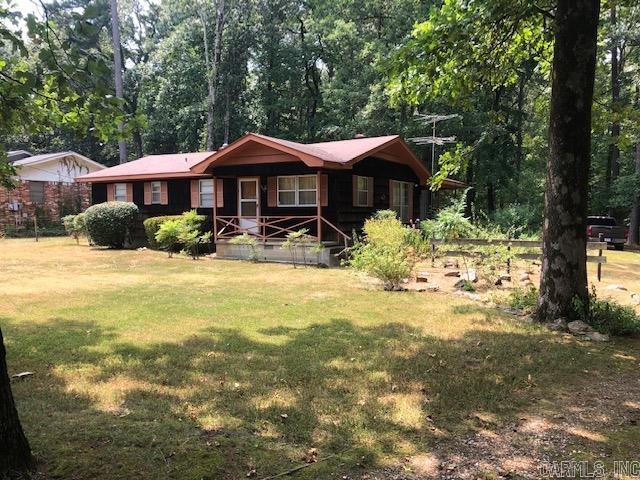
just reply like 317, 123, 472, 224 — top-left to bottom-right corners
238, 177, 259, 233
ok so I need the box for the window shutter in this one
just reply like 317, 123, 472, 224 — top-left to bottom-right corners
215, 179, 224, 208
190, 180, 200, 208
352, 175, 358, 207
160, 181, 168, 205
320, 174, 328, 207
408, 183, 414, 221
267, 177, 277, 207
143, 182, 151, 205
107, 183, 114, 202
367, 177, 374, 207
126, 183, 133, 202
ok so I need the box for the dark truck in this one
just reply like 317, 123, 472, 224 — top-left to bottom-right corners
587, 216, 627, 250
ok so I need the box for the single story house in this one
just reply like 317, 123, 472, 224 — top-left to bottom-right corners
77, 133, 463, 263
1, 151, 105, 231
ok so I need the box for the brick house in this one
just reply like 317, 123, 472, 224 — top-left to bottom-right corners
1, 151, 105, 232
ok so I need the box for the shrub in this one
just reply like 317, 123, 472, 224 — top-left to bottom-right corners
62, 213, 88, 244
154, 210, 211, 259
84, 202, 138, 248
347, 211, 415, 290
579, 287, 640, 336
143, 213, 206, 248
155, 219, 182, 257
229, 233, 260, 261
281, 228, 317, 267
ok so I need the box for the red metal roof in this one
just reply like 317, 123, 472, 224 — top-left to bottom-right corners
249, 133, 400, 164
76, 151, 215, 182
76, 134, 466, 188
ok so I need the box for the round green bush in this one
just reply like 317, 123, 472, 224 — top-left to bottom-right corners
84, 202, 139, 248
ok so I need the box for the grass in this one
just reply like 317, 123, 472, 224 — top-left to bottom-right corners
1, 237, 639, 479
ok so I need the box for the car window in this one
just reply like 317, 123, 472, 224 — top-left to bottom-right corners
587, 217, 617, 226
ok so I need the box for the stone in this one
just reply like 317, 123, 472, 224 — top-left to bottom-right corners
501, 307, 523, 316
443, 258, 459, 268
567, 320, 592, 335
425, 284, 440, 292
494, 278, 502, 286
416, 272, 429, 283
547, 318, 568, 331
461, 269, 477, 283
605, 284, 627, 291
519, 272, 530, 282
499, 273, 512, 282
444, 270, 461, 277
631, 293, 640, 305
585, 331, 610, 342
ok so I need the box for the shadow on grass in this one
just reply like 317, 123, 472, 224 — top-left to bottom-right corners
2, 309, 638, 479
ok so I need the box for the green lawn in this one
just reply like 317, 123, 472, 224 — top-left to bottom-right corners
2, 237, 639, 479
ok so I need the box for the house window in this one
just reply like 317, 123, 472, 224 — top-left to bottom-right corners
199, 179, 214, 208
390, 180, 410, 222
29, 181, 45, 204
354, 176, 369, 207
151, 181, 161, 204
277, 175, 317, 207
114, 183, 127, 201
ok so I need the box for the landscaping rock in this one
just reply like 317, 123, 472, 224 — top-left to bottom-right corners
444, 258, 459, 268
425, 284, 440, 292
461, 269, 477, 283
567, 320, 591, 335
606, 284, 627, 291
499, 273, 512, 282
494, 278, 502, 286
586, 331, 610, 342
631, 293, 640, 305
416, 272, 429, 283
444, 270, 461, 277
519, 272, 530, 282
547, 318, 568, 331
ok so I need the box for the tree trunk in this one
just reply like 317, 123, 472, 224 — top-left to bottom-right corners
536, 0, 600, 321
487, 181, 496, 213
0, 328, 32, 475
203, 0, 226, 151
629, 142, 640, 245
464, 158, 474, 219
514, 72, 526, 178
607, 4, 621, 209
110, 0, 127, 164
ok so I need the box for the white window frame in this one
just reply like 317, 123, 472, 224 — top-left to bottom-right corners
390, 180, 410, 222
199, 179, 214, 208
114, 183, 127, 202
277, 175, 317, 207
151, 181, 162, 204
354, 175, 369, 207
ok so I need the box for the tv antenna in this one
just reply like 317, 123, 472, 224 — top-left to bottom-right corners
409, 113, 461, 177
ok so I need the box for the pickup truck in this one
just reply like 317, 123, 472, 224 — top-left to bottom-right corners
587, 216, 627, 250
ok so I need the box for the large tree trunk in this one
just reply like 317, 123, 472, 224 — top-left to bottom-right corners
536, 0, 600, 321
0, 328, 32, 475
629, 142, 640, 245
203, 0, 226, 151
110, 0, 127, 164
607, 5, 621, 210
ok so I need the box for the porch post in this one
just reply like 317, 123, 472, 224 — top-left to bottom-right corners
316, 171, 322, 243
212, 176, 217, 243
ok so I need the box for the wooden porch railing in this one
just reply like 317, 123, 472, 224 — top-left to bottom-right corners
215, 215, 351, 246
